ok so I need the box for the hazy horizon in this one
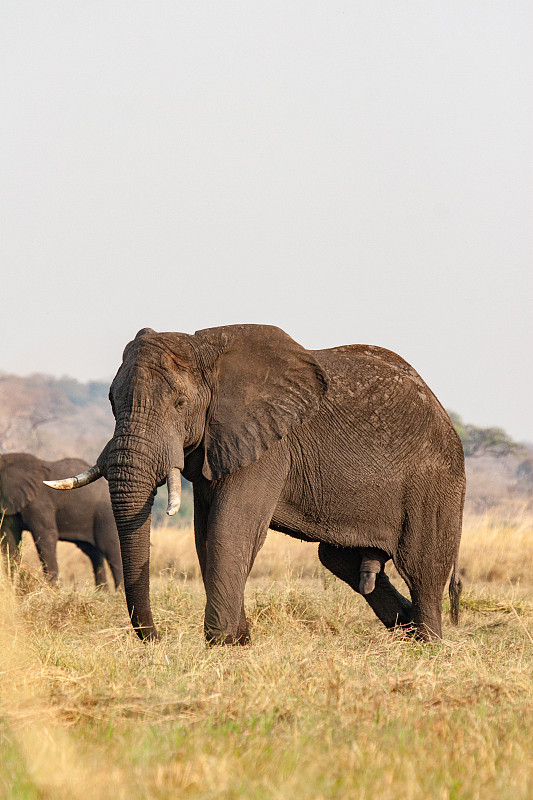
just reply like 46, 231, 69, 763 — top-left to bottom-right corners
1, 2, 531, 441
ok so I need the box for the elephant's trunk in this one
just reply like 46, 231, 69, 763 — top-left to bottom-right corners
105, 425, 182, 641
108, 478, 158, 640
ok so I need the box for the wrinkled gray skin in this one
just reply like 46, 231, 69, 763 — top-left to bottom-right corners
75, 324, 464, 642
0, 454, 123, 588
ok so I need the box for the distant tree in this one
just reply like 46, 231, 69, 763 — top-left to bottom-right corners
56, 377, 109, 407
0, 373, 113, 460
448, 412, 522, 458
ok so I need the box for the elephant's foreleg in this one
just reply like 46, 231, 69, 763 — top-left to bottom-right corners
318, 543, 413, 631
200, 473, 282, 645
32, 532, 59, 582
0, 515, 23, 576
24, 507, 59, 582
203, 520, 268, 645
193, 454, 289, 645
195, 527, 251, 644
76, 542, 108, 589
194, 489, 249, 644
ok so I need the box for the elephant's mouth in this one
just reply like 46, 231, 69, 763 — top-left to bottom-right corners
44, 464, 182, 517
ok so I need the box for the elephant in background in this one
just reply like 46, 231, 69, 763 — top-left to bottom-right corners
49, 324, 465, 642
0, 453, 123, 588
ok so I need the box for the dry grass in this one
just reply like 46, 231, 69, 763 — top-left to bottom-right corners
459, 507, 533, 588
2, 509, 532, 799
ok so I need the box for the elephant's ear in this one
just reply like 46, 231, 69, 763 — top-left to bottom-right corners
198, 325, 328, 480
0, 455, 43, 514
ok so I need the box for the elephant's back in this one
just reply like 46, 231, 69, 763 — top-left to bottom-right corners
310, 344, 464, 473
1, 452, 41, 470
311, 344, 432, 393
52, 457, 90, 476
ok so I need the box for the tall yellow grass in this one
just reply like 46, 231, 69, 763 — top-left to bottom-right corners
2, 507, 531, 799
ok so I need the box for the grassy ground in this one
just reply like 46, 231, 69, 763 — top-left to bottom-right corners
1, 510, 532, 800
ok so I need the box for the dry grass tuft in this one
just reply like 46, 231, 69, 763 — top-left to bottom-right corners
459, 509, 533, 587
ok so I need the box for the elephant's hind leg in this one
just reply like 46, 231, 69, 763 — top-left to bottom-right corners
395, 493, 463, 640
318, 543, 413, 631
94, 508, 123, 589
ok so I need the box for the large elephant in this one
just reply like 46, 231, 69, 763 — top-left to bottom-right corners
48, 325, 465, 642
0, 453, 123, 588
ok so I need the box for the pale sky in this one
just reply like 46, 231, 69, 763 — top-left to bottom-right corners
1, 2, 532, 441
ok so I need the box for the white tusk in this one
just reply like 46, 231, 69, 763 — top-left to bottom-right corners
166, 467, 182, 516
44, 465, 102, 490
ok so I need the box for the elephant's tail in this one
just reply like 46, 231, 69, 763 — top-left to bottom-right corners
448, 558, 463, 626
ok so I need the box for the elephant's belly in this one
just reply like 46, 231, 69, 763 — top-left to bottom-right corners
57, 529, 94, 544
276, 419, 405, 550
55, 506, 93, 541
270, 491, 400, 552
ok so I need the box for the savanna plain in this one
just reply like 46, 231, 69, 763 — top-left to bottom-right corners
1, 505, 532, 800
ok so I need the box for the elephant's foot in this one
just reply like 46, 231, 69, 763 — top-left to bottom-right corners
204, 602, 251, 645
133, 623, 160, 643
379, 602, 442, 641
411, 605, 442, 641
205, 614, 251, 646
235, 619, 251, 645
205, 630, 251, 646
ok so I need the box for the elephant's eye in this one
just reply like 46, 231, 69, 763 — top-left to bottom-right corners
176, 395, 188, 409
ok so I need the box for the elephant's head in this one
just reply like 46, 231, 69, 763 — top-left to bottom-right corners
47, 324, 327, 640
0, 453, 44, 515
